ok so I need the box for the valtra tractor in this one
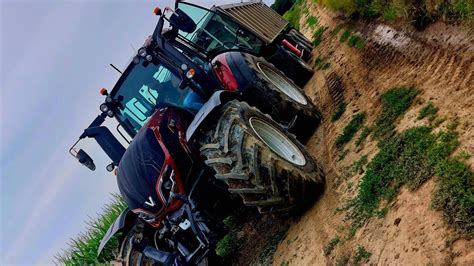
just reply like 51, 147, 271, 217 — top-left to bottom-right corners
69, 1, 325, 265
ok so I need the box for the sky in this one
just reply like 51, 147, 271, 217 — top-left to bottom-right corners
0, 0, 272, 264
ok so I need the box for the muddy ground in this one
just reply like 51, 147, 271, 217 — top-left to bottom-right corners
236, 2, 473, 266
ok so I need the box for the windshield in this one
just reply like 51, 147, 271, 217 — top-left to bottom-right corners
111, 59, 192, 135
176, 3, 263, 57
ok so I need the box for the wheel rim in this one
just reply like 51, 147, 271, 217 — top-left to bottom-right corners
249, 117, 306, 166
257, 62, 308, 105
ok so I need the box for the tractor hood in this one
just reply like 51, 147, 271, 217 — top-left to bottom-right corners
117, 128, 166, 215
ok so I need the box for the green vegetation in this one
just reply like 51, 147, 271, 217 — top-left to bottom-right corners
347, 35, 365, 49
314, 56, 331, 70
332, 102, 347, 121
312, 26, 328, 46
307, 15, 318, 27
334, 155, 369, 188
253, 229, 289, 265
339, 30, 351, 43
283, 0, 303, 30
355, 126, 371, 146
353, 245, 372, 264
318, 0, 474, 27
373, 87, 417, 139
341, 87, 473, 239
418, 101, 439, 120
335, 112, 366, 148
336, 255, 350, 266
56, 194, 127, 264
324, 236, 340, 256
215, 216, 244, 259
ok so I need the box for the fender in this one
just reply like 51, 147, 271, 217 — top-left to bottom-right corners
97, 208, 137, 258
186, 90, 237, 142
211, 51, 259, 94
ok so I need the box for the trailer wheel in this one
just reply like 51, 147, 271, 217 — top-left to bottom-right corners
266, 46, 314, 88
199, 101, 324, 215
243, 54, 320, 142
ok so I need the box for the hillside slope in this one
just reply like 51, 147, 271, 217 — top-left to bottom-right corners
273, 2, 473, 265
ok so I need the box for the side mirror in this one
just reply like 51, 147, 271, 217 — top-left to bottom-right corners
76, 149, 96, 171
169, 9, 196, 33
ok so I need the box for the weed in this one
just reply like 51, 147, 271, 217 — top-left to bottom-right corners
355, 126, 371, 146
336, 255, 350, 266
432, 158, 474, 237
216, 216, 244, 260
313, 26, 328, 46
455, 150, 471, 160
55, 194, 128, 264
340, 30, 351, 43
447, 118, 460, 131
335, 112, 366, 148
332, 102, 347, 121
431, 116, 446, 127
324, 236, 340, 256
376, 207, 388, 218
254, 228, 289, 265
333, 155, 368, 188
314, 56, 331, 70
418, 101, 439, 120
330, 24, 345, 37
338, 149, 349, 161
383, 5, 397, 20
353, 245, 372, 264
373, 87, 417, 139
347, 35, 365, 49
307, 16, 318, 27
280, 261, 289, 266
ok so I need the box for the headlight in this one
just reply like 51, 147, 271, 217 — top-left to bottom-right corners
107, 110, 114, 117
100, 104, 108, 112
138, 48, 147, 57
146, 55, 153, 61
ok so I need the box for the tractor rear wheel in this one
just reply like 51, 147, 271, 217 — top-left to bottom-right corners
199, 101, 324, 215
243, 54, 320, 142
266, 46, 314, 88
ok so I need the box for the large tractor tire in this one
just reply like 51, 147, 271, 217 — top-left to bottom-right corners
242, 54, 320, 142
266, 46, 314, 88
199, 101, 324, 215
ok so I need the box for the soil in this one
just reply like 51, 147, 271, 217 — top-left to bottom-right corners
263, 2, 473, 265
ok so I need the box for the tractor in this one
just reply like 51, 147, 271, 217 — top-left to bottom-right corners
70, 1, 324, 265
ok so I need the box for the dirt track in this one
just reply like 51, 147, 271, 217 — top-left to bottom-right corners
272, 3, 473, 265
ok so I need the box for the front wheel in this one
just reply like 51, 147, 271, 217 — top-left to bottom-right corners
199, 101, 324, 215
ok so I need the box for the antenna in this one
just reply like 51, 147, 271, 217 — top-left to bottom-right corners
130, 43, 136, 52
109, 64, 123, 75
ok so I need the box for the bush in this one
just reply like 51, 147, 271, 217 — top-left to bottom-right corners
307, 16, 319, 27
332, 102, 347, 121
313, 26, 328, 46
418, 101, 439, 120
283, 0, 303, 30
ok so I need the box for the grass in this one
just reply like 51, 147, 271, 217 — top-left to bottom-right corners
55, 194, 128, 264
253, 229, 289, 265
318, 0, 474, 26
312, 26, 328, 46
323, 236, 340, 256
373, 86, 417, 139
355, 126, 371, 146
341, 87, 473, 238
314, 56, 331, 70
347, 35, 365, 49
215, 216, 244, 260
353, 245, 372, 264
339, 29, 351, 43
334, 155, 369, 188
307, 15, 318, 27
335, 112, 366, 148
332, 102, 347, 121
418, 101, 439, 120
336, 255, 350, 266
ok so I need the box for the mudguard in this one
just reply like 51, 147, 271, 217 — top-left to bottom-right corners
186, 90, 237, 142
97, 208, 137, 258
